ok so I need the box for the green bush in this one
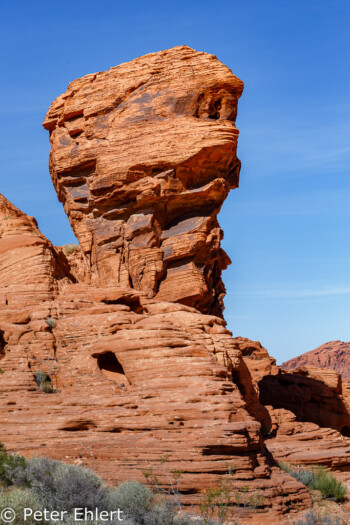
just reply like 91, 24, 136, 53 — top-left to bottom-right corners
292, 468, 314, 487
280, 464, 314, 487
40, 381, 54, 393
280, 463, 346, 502
310, 466, 346, 501
0, 445, 227, 525
200, 476, 262, 525
108, 481, 153, 523
33, 370, 54, 393
26, 457, 111, 513
279, 461, 292, 474
0, 487, 44, 524
0, 444, 28, 487
45, 318, 56, 330
64, 243, 79, 255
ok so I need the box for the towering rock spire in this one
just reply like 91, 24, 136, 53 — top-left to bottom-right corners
43, 46, 243, 317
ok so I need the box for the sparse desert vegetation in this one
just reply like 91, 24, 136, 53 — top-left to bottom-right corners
1, 444, 346, 525
63, 243, 79, 256
280, 463, 347, 502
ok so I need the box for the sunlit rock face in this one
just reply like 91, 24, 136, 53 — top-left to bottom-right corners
282, 340, 350, 381
43, 46, 243, 317
0, 193, 71, 306
0, 49, 319, 522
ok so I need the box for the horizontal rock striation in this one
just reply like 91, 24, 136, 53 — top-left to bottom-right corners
242, 342, 350, 485
282, 340, 350, 381
0, 194, 73, 306
4, 46, 348, 521
43, 46, 244, 318
0, 278, 312, 521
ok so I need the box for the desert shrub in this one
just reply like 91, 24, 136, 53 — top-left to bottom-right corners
34, 370, 47, 386
0, 368, 4, 374
45, 317, 56, 330
26, 457, 110, 513
279, 462, 292, 474
200, 477, 262, 525
108, 481, 153, 523
38, 378, 53, 393
33, 370, 53, 393
142, 455, 184, 513
309, 466, 346, 501
295, 509, 341, 524
0, 443, 28, 487
281, 463, 346, 502
280, 462, 314, 486
0, 453, 28, 487
63, 516, 106, 525
64, 243, 79, 255
0, 487, 44, 524
140, 499, 192, 525
295, 510, 319, 525
290, 467, 314, 487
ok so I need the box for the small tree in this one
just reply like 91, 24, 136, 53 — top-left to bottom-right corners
143, 458, 263, 524
199, 469, 262, 525
143, 455, 184, 514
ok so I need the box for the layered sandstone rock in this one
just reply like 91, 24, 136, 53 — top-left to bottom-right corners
242, 343, 350, 486
0, 282, 312, 520
283, 340, 350, 381
43, 46, 243, 317
0, 193, 73, 306
2, 46, 344, 522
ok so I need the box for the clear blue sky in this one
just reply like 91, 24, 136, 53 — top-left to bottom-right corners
1, 0, 349, 363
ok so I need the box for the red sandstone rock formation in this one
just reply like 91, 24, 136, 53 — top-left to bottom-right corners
0, 193, 73, 306
282, 340, 350, 381
3, 46, 346, 522
43, 46, 243, 318
241, 341, 350, 486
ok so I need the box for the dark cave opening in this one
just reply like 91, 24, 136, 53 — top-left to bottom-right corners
94, 351, 129, 386
341, 425, 350, 438
0, 330, 7, 358
97, 352, 125, 375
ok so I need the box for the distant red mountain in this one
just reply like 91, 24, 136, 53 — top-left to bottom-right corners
282, 340, 350, 381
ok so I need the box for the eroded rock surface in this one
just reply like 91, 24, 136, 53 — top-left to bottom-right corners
43, 46, 243, 317
282, 340, 350, 381
0, 193, 73, 306
242, 342, 350, 487
3, 46, 347, 522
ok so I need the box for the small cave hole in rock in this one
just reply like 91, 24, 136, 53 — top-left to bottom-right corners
95, 352, 129, 386
0, 330, 7, 356
341, 426, 350, 438
208, 99, 222, 119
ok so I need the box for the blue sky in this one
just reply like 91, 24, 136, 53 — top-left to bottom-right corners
1, 0, 349, 363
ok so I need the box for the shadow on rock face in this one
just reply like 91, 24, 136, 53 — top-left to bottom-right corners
259, 370, 350, 437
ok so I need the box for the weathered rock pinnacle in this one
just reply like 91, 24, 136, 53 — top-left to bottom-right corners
43, 46, 243, 317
